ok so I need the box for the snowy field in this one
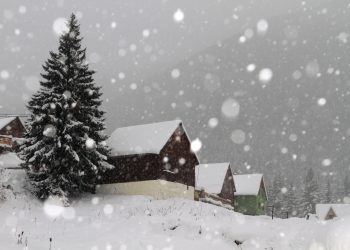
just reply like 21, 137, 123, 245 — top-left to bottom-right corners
1, 193, 349, 250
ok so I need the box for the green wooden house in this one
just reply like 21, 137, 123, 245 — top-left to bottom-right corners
233, 174, 268, 215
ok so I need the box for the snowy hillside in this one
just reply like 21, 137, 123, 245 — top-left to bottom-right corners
1, 193, 349, 250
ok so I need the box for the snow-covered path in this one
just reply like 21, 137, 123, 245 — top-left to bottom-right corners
0, 195, 348, 250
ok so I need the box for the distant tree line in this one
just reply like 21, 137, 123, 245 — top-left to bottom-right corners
267, 168, 350, 218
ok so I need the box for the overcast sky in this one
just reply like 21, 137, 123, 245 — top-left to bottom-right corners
0, 0, 327, 115
2, 0, 350, 183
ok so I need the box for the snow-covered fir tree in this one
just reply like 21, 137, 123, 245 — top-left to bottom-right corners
343, 174, 350, 200
20, 14, 112, 203
268, 172, 284, 217
283, 182, 298, 217
318, 178, 332, 204
298, 168, 319, 216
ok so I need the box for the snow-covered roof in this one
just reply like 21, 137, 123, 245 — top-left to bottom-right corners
195, 162, 230, 194
0, 117, 17, 131
0, 152, 23, 169
233, 174, 264, 196
108, 120, 183, 156
316, 204, 350, 220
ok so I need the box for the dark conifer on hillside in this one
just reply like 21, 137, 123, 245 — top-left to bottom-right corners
20, 14, 112, 203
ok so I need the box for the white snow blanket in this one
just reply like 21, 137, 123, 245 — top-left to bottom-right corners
233, 174, 264, 196
0, 152, 23, 169
108, 120, 182, 156
1, 194, 350, 250
195, 162, 230, 193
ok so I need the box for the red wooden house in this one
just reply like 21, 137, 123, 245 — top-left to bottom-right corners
0, 116, 26, 153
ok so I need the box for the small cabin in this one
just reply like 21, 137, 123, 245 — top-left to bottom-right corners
195, 162, 235, 209
0, 116, 26, 153
316, 204, 350, 220
97, 120, 199, 199
233, 174, 268, 215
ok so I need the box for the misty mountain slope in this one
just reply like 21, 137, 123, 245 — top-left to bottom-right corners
106, 4, 350, 185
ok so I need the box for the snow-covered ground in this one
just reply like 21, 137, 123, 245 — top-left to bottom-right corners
0, 153, 350, 250
1, 193, 349, 250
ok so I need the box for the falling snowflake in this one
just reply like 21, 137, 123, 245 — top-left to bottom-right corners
322, 158, 332, 167
18, 5, 27, 14
0, 70, 10, 80
289, 134, 298, 142
43, 125, 57, 138
317, 98, 327, 106
258, 68, 273, 83
231, 129, 246, 144
246, 64, 256, 72
208, 118, 219, 128
281, 147, 288, 154
256, 19, 269, 34
63, 90, 72, 99
142, 29, 150, 38
305, 60, 320, 78
173, 9, 184, 23
52, 17, 69, 36
43, 196, 64, 218
85, 138, 96, 150
191, 138, 202, 152
171, 69, 181, 79
130, 83, 137, 90
111, 21, 117, 29
239, 36, 247, 43
221, 98, 240, 119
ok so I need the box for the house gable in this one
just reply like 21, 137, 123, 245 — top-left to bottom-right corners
258, 178, 268, 201
0, 117, 26, 152
0, 117, 25, 137
159, 124, 199, 187
100, 121, 198, 188
325, 207, 337, 220
316, 204, 350, 220
219, 165, 236, 201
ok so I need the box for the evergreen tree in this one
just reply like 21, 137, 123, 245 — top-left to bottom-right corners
269, 172, 284, 217
298, 168, 319, 216
319, 179, 332, 204
283, 182, 298, 217
344, 174, 350, 199
335, 174, 350, 203
20, 14, 112, 203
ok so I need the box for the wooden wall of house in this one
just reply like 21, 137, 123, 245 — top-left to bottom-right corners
159, 124, 198, 187
234, 189, 267, 215
234, 195, 260, 215
101, 124, 198, 187
100, 153, 160, 184
219, 166, 235, 201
